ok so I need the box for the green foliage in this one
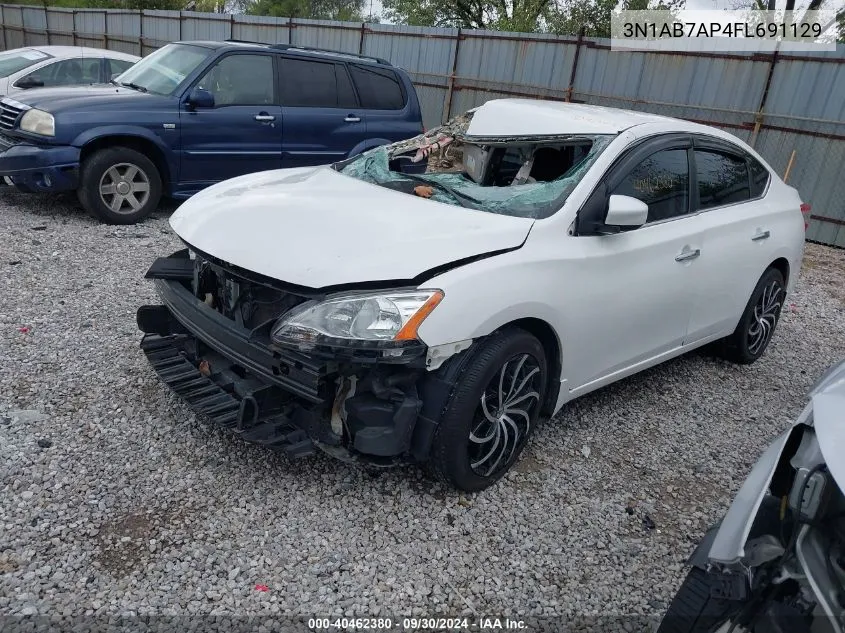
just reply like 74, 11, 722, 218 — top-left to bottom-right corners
382, 0, 684, 34
246, 0, 367, 20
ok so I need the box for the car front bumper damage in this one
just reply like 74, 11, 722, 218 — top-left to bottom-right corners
137, 250, 451, 466
0, 132, 79, 193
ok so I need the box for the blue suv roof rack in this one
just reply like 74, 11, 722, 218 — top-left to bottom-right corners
224, 39, 392, 66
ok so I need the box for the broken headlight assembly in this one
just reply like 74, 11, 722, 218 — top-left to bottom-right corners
270, 289, 443, 359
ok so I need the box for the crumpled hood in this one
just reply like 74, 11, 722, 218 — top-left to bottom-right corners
6, 84, 158, 112
169, 166, 534, 289
812, 359, 845, 492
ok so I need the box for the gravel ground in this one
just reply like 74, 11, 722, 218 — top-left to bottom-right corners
1, 191, 844, 630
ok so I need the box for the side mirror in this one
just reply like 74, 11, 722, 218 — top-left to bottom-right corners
605, 194, 648, 229
16, 76, 44, 89
186, 87, 214, 109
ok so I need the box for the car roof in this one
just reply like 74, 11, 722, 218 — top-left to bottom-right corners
25, 45, 140, 61
465, 99, 703, 137
175, 40, 391, 67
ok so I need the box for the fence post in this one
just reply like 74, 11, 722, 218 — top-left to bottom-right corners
290, 16, 295, 46
566, 26, 585, 102
1, 5, 6, 51
441, 27, 461, 124
750, 43, 779, 149
45, 7, 51, 45
138, 9, 143, 56
71, 9, 76, 46
178, 10, 182, 41
229, 13, 234, 40
102, 10, 108, 49
358, 21, 365, 54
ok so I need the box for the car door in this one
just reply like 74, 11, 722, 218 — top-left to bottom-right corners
179, 52, 282, 187
13, 56, 101, 90
346, 63, 415, 141
684, 139, 781, 343
566, 136, 710, 392
278, 57, 369, 167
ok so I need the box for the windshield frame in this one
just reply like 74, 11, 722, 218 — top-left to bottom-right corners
336, 130, 615, 220
113, 43, 214, 97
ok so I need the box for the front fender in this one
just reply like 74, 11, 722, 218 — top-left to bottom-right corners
708, 411, 810, 565
71, 126, 177, 178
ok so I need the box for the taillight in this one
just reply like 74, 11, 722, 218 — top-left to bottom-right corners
800, 203, 811, 231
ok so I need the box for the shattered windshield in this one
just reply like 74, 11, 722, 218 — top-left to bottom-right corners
336, 110, 614, 219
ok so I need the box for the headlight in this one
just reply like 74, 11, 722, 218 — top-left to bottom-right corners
19, 109, 55, 136
271, 289, 443, 352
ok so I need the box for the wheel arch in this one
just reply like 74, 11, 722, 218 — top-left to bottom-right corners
347, 137, 391, 158
498, 317, 562, 418
769, 256, 790, 288
78, 133, 173, 191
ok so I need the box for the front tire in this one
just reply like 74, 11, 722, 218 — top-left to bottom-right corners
657, 568, 744, 633
428, 328, 547, 492
720, 267, 785, 365
78, 147, 162, 225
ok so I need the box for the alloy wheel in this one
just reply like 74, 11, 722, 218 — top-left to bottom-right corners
747, 279, 784, 355
468, 353, 542, 478
98, 162, 151, 215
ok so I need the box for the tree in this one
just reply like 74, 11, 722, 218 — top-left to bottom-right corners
246, 0, 367, 20
380, 0, 557, 31
382, 0, 683, 34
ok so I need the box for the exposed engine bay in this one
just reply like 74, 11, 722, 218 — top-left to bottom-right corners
138, 250, 463, 466
704, 421, 845, 633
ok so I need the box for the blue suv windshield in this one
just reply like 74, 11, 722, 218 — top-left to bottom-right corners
115, 43, 211, 96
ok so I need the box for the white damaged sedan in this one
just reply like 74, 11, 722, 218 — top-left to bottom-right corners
138, 99, 808, 491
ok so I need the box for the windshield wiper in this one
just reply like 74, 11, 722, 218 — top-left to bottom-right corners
119, 81, 147, 93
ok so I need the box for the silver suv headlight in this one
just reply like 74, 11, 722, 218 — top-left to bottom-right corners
271, 289, 443, 351
19, 109, 55, 136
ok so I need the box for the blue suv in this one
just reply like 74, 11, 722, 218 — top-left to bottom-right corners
0, 40, 424, 224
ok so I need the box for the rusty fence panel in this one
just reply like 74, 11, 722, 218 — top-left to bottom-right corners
0, 4, 842, 246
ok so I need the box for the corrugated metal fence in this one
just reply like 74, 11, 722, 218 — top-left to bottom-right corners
0, 4, 843, 246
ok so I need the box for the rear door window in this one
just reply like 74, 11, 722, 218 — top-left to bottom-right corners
107, 57, 135, 79
279, 58, 357, 108
694, 150, 751, 210
348, 64, 405, 110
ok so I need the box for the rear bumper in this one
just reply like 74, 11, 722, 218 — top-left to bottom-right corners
0, 136, 79, 192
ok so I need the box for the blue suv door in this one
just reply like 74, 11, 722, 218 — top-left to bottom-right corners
278, 57, 369, 168
179, 52, 282, 190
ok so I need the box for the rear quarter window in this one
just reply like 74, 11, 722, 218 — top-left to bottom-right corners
348, 64, 405, 110
748, 155, 770, 198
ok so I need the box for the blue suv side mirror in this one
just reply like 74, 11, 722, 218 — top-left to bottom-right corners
186, 87, 214, 110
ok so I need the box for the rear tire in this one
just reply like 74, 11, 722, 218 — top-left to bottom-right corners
719, 268, 785, 365
78, 147, 162, 225
427, 328, 547, 492
657, 568, 743, 633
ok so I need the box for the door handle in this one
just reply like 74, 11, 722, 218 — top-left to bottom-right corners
751, 230, 771, 241
675, 248, 701, 262
344, 115, 361, 123
254, 114, 275, 122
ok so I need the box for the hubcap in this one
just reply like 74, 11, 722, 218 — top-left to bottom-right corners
747, 279, 783, 355
98, 163, 151, 215
468, 353, 542, 478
